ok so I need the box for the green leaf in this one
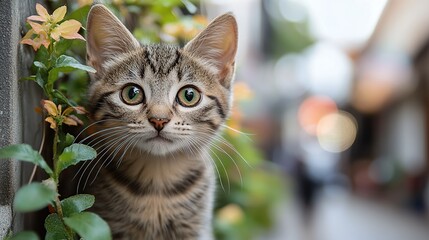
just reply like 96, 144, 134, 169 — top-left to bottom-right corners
34, 61, 47, 69
20, 75, 36, 81
36, 70, 46, 89
59, 133, 76, 154
55, 55, 96, 72
65, 133, 75, 146
57, 144, 96, 173
52, 89, 76, 107
54, 39, 73, 56
61, 194, 95, 217
34, 45, 49, 67
0, 144, 53, 175
8, 231, 39, 240
44, 213, 68, 240
48, 55, 96, 85
13, 183, 56, 212
65, 5, 91, 25
64, 212, 112, 240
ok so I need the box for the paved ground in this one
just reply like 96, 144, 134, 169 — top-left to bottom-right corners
260, 188, 429, 240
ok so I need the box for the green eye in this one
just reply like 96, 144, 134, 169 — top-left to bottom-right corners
121, 85, 144, 105
177, 86, 201, 107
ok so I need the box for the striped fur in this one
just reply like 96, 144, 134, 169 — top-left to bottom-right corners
84, 4, 237, 240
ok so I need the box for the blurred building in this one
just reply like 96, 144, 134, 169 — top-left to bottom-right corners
350, 0, 429, 213
206, 0, 429, 239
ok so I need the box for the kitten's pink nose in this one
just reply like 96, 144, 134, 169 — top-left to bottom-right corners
149, 118, 170, 131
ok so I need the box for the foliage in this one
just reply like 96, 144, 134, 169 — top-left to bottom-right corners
104, 0, 205, 45
213, 86, 286, 239
265, 8, 314, 59
1, 3, 110, 240
3, 1, 286, 239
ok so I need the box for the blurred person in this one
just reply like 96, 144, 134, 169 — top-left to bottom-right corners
295, 159, 320, 218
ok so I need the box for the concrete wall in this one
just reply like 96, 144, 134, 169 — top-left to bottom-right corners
0, 0, 42, 238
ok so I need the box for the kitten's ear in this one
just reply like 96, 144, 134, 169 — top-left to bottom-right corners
184, 13, 238, 87
86, 4, 140, 76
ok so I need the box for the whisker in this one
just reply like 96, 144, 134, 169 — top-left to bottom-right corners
187, 138, 227, 192
208, 146, 230, 193
73, 119, 125, 143
220, 124, 255, 138
82, 133, 131, 189
210, 131, 253, 168
115, 134, 141, 168
78, 133, 130, 191
101, 133, 134, 171
194, 135, 243, 187
88, 133, 136, 186
89, 136, 135, 186
73, 128, 128, 182
79, 126, 126, 145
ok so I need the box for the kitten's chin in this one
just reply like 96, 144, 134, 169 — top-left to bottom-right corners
136, 138, 182, 156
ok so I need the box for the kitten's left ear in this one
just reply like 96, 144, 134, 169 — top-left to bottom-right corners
184, 13, 238, 87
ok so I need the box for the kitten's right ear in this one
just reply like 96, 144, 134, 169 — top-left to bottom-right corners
86, 4, 140, 77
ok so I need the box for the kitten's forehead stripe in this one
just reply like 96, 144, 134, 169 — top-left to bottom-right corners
139, 66, 144, 79
144, 45, 181, 76
175, 49, 183, 81
143, 48, 156, 74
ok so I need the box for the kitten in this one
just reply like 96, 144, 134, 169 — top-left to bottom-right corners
84, 4, 237, 240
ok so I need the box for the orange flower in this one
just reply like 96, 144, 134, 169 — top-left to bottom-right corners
21, 30, 50, 51
21, 4, 84, 51
163, 15, 208, 41
42, 100, 85, 130
217, 204, 244, 225
233, 82, 254, 101
225, 82, 254, 136
27, 4, 66, 23
50, 20, 85, 41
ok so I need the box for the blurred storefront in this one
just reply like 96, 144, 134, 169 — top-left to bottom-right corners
206, 0, 429, 239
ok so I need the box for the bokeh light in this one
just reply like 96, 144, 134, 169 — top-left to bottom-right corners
298, 96, 337, 135
303, 42, 354, 104
279, 0, 307, 23
316, 111, 358, 153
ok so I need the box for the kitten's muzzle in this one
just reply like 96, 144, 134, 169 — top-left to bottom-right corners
149, 117, 170, 131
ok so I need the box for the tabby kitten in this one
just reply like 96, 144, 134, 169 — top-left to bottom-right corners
84, 4, 238, 240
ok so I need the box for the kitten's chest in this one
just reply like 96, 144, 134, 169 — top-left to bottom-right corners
89, 164, 214, 239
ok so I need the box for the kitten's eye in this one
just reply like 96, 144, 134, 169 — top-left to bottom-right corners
121, 85, 144, 105
177, 86, 201, 107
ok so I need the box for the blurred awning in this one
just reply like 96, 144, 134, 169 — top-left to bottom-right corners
365, 0, 429, 57
352, 0, 429, 113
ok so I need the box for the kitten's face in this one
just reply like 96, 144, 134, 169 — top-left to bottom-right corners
86, 5, 237, 156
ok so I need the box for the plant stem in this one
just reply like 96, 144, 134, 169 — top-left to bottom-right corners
54, 189, 74, 240
52, 126, 74, 240
53, 128, 59, 181
54, 195, 64, 218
